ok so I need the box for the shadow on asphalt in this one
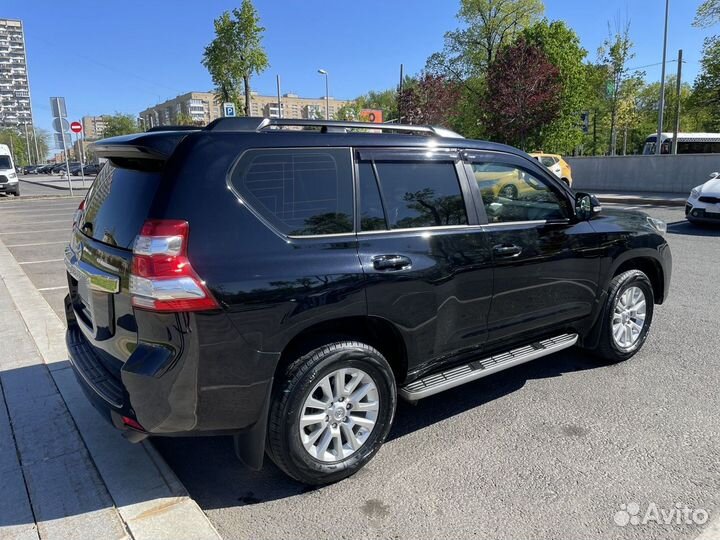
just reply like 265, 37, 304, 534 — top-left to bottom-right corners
152, 348, 605, 510
667, 220, 720, 237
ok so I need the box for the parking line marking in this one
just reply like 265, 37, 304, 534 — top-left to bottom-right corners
0, 228, 69, 235
2, 219, 72, 226
5, 240, 68, 248
37, 286, 68, 291
19, 259, 65, 265
1, 212, 73, 218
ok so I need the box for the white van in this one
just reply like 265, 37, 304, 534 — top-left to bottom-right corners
0, 143, 19, 196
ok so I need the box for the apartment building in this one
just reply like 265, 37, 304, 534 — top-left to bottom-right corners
139, 91, 353, 127
82, 115, 110, 140
139, 92, 220, 128
0, 19, 33, 128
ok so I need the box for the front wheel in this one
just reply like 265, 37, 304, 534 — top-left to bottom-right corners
592, 270, 654, 362
266, 341, 397, 485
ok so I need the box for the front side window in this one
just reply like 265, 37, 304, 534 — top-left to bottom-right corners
231, 148, 354, 236
471, 162, 568, 223
539, 156, 555, 168
371, 161, 468, 229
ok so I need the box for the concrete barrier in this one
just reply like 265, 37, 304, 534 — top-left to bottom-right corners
566, 154, 720, 194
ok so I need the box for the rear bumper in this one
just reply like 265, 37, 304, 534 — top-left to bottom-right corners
64, 294, 280, 467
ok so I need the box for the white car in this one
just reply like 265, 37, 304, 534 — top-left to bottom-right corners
687, 172, 720, 224
0, 143, 20, 196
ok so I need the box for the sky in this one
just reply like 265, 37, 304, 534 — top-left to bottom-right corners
2, 0, 717, 150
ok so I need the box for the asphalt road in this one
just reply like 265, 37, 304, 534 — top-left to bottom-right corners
0, 197, 718, 540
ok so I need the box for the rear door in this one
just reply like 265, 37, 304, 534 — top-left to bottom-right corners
66, 161, 165, 375
356, 148, 493, 376
464, 151, 600, 347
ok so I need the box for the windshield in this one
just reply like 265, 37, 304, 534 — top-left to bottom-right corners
0, 156, 12, 169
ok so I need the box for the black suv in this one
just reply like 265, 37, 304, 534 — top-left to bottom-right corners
64, 118, 671, 485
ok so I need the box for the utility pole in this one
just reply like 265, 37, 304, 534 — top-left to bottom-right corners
32, 125, 40, 164
672, 49, 683, 154
23, 122, 32, 164
318, 69, 329, 120
276, 75, 282, 119
656, 0, 670, 155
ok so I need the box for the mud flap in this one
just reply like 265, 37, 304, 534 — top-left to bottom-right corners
233, 378, 273, 470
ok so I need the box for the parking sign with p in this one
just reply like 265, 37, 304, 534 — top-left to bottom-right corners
223, 103, 236, 117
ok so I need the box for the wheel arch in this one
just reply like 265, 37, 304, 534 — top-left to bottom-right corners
610, 254, 666, 304
275, 315, 409, 386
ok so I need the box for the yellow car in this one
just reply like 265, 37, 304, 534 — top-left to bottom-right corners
529, 152, 573, 187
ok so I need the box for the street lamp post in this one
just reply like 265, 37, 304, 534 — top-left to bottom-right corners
656, 0, 670, 155
318, 69, 329, 120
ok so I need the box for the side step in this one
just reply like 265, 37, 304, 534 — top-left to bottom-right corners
399, 333, 578, 400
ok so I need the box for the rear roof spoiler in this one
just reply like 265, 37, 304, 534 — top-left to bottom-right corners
90, 131, 194, 161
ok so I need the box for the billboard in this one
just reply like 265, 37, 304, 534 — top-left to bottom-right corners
360, 109, 383, 123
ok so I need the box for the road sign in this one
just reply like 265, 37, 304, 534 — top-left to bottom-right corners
360, 109, 383, 123
52, 117, 70, 133
223, 102, 236, 117
53, 132, 70, 149
50, 97, 67, 119
70, 121, 82, 133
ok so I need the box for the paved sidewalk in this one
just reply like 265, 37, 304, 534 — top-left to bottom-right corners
20, 176, 91, 193
0, 236, 220, 539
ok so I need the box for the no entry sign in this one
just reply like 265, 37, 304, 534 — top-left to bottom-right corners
70, 121, 82, 133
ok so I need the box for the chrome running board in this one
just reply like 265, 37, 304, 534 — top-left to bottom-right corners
399, 333, 578, 400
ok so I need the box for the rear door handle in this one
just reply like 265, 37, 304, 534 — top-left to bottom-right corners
371, 254, 412, 271
492, 244, 522, 258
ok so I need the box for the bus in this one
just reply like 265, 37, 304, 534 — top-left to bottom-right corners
642, 132, 720, 155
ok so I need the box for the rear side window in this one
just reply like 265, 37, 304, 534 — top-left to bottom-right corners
372, 161, 467, 229
80, 163, 163, 249
231, 148, 354, 236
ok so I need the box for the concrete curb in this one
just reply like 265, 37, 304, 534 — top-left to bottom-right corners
20, 178, 90, 192
0, 236, 221, 539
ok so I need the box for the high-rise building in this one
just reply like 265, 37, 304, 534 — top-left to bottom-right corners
0, 19, 33, 128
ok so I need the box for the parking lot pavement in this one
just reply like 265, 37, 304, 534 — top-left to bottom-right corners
1, 197, 718, 539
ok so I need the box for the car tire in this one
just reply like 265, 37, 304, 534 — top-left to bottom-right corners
266, 341, 397, 485
13, 186, 20, 196
561, 178, 571, 187
591, 270, 654, 362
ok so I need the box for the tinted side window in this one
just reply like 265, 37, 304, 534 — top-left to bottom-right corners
358, 162, 386, 231
471, 162, 568, 223
373, 161, 467, 229
231, 148, 354, 236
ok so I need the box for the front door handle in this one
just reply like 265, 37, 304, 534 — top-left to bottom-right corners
371, 254, 412, 271
492, 244, 522, 258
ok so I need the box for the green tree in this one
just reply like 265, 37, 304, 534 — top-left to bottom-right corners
694, 0, 720, 27
202, 0, 269, 116
175, 112, 196, 126
521, 20, 589, 153
693, 36, 720, 131
0, 128, 29, 166
428, 0, 544, 80
599, 20, 635, 155
102, 113, 140, 138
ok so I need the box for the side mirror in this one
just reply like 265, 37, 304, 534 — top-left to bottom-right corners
711, 172, 720, 180
575, 192, 602, 220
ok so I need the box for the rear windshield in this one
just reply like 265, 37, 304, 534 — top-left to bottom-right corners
79, 163, 162, 249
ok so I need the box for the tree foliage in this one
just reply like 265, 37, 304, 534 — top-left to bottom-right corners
428, 0, 544, 79
398, 74, 462, 127
484, 38, 561, 148
694, 0, 720, 27
521, 20, 589, 153
103, 114, 140, 138
0, 127, 49, 165
202, 0, 269, 116
693, 36, 720, 130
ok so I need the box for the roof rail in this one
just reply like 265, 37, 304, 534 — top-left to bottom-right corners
145, 125, 201, 132
205, 117, 464, 138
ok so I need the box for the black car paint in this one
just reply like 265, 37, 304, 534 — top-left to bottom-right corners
65, 127, 671, 470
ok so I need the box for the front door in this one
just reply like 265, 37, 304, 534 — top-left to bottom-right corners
464, 151, 601, 347
355, 148, 494, 377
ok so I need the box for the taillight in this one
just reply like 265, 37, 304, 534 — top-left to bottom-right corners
73, 199, 86, 228
129, 219, 219, 312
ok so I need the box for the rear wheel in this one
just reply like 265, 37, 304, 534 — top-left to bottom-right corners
591, 270, 654, 362
12, 185, 20, 196
267, 341, 396, 485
